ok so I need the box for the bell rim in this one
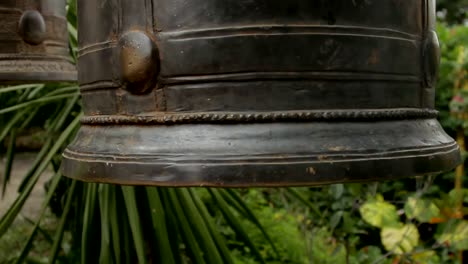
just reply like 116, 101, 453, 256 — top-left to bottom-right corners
61, 142, 460, 187
61, 119, 461, 187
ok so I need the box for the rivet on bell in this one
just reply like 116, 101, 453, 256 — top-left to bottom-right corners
18, 10, 47, 45
119, 31, 159, 94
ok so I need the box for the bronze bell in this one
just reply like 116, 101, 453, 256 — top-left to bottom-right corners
0, 0, 76, 83
62, 0, 461, 187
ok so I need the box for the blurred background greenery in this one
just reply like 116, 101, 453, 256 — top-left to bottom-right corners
0, 1, 467, 263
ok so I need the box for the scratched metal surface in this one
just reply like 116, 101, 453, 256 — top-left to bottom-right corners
62, 0, 461, 187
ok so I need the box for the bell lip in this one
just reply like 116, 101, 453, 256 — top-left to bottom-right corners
61, 144, 460, 187
61, 120, 461, 187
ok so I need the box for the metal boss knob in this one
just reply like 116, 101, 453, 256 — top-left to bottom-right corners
19, 10, 47, 45
119, 31, 159, 94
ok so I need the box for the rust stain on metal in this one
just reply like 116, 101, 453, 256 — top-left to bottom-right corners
318, 155, 329, 161
306, 167, 316, 175
367, 48, 380, 65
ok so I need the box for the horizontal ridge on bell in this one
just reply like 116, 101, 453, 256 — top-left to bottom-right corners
0, 0, 77, 84
62, 0, 461, 187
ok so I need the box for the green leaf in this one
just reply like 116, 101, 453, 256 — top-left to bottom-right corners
285, 188, 321, 217
82, 183, 98, 264
48, 180, 78, 264
2, 128, 16, 197
209, 189, 266, 264
18, 95, 79, 192
98, 184, 112, 264
330, 184, 344, 199
411, 250, 440, 264
177, 188, 225, 264
13, 171, 62, 263
330, 211, 344, 231
158, 189, 184, 264
448, 188, 468, 204
0, 114, 81, 238
146, 188, 176, 264
359, 198, 400, 228
122, 186, 147, 264
44, 86, 79, 97
0, 108, 26, 143
0, 84, 43, 94
166, 189, 205, 263
16, 139, 53, 193
22, 216, 54, 244
437, 220, 468, 250
189, 189, 234, 264
0, 93, 79, 115
222, 189, 280, 258
404, 197, 441, 223
108, 187, 121, 264
381, 224, 419, 254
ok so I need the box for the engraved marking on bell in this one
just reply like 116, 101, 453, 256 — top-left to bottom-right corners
18, 10, 47, 45
119, 31, 159, 94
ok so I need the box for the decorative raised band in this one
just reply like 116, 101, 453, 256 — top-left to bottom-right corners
0, 59, 76, 72
81, 109, 439, 125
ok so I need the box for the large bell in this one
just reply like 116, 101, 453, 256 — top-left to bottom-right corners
62, 0, 461, 187
0, 0, 76, 83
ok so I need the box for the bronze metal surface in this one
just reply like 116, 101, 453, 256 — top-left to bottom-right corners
62, 0, 461, 187
0, 0, 76, 83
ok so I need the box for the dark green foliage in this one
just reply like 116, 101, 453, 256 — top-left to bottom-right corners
437, 0, 467, 25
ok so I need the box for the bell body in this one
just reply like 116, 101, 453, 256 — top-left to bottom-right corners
62, 0, 460, 186
0, 0, 76, 83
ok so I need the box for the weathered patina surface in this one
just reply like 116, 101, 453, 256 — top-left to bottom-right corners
62, 0, 460, 187
0, 0, 76, 83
